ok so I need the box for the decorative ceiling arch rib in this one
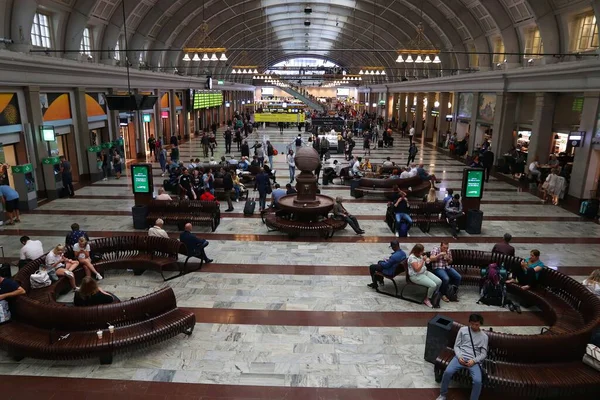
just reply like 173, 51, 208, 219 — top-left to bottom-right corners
521, 0, 562, 56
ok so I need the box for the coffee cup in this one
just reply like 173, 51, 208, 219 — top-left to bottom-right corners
96, 330, 103, 340
108, 325, 115, 334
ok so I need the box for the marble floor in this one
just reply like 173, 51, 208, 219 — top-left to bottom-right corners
0, 126, 598, 399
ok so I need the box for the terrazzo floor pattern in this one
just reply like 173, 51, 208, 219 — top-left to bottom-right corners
0, 127, 598, 395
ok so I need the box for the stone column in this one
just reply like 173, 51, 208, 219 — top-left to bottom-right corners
406, 93, 415, 128
154, 89, 163, 143
181, 90, 190, 139
468, 92, 480, 153
415, 93, 424, 136
569, 92, 600, 199
491, 92, 518, 160
438, 92, 450, 139
386, 92, 394, 120
72, 87, 91, 176
398, 93, 407, 124
169, 89, 178, 138
424, 92, 436, 142
527, 93, 557, 166
23, 86, 46, 190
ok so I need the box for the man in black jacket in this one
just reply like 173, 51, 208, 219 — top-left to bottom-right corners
224, 127, 232, 154
222, 168, 234, 212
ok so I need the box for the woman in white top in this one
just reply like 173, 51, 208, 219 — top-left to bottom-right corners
407, 244, 442, 308
45, 244, 78, 291
583, 269, 600, 297
73, 237, 102, 280
287, 149, 296, 184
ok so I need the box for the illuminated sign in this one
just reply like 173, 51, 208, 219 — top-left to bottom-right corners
464, 169, 485, 198
41, 126, 55, 141
131, 164, 151, 194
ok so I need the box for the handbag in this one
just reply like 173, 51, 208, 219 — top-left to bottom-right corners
30, 269, 51, 289
583, 344, 600, 372
468, 327, 489, 385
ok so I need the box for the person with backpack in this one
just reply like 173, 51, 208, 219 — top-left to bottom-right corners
266, 140, 275, 168
506, 249, 545, 290
478, 262, 508, 308
430, 242, 461, 303
320, 136, 330, 160
436, 313, 488, 400
294, 134, 304, 153
407, 143, 418, 166
445, 194, 464, 239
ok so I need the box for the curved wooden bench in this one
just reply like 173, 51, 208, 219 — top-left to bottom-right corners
431, 251, 600, 398
353, 176, 430, 199
146, 199, 220, 232
264, 212, 346, 238
0, 239, 196, 364
385, 201, 449, 233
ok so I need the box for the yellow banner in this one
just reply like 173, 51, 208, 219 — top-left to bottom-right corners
254, 113, 305, 123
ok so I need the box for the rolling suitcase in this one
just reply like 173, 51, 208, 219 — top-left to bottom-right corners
244, 197, 256, 216
0, 246, 11, 278
580, 199, 599, 218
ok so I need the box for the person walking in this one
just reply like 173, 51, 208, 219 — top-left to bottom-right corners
287, 149, 296, 183
148, 134, 156, 160
407, 143, 418, 167
224, 126, 233, 154
266, 140, 275, 168
59, 155, 75, 197
254, 167, 271, 212
222, 169, 234, 212
159, 146, 167, 176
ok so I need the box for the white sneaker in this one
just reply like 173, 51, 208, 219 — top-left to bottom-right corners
96, 273, 103, 280
436, 396, 446, 400
395, 232, 400, 237
102, 178, 107, 181
64, 270, 74, 278
407, 232, 410, 237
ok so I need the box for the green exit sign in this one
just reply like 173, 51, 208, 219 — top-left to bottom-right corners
217, 80, 224, 85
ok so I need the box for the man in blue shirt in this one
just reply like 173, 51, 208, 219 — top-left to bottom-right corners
270, 184, 287, 208
180, 223, 213, 264
368, 241, 407, 289
417, 163, 441, 188
0, 185, 20, 225
65, 223, 89, 247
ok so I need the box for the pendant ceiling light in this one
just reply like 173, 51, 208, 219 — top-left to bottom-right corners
182, 53, 191, 61
202, 53, 209, 61
192, 53, 201, 62
220, 54, 228, 61
406, 55, 414, 63
415, 55, 424, 63
210, 53, 218, 61
433, 55, 441, 64
396, 55, 404, 63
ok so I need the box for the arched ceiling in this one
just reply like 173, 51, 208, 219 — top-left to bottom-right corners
7, 0, 597, 80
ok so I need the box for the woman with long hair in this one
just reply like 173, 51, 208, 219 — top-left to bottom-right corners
44, 244, 78, 291
73, 237, 103, 280
74, 276, 118, 306
407, 244, 442, 308
426, 183, 437, 203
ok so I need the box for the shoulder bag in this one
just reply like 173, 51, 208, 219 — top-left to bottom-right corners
468, 327, 489, 385
30, 269, 51, 289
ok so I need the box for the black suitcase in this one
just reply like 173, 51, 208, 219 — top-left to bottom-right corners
0, 246, 11, 278
244, 197, 256, 216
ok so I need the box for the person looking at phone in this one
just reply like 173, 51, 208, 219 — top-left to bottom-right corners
437, 313, 488, 400
45, 244, 79, 291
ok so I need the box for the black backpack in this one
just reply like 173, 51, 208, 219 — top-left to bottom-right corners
295, 138, 302, 146
446, 284, 459, 302
478, 281, 506, 307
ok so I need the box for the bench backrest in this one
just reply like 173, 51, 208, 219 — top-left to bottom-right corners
11, 287, 178, 331
359, 176, 422, 189
450, 249, 523, 272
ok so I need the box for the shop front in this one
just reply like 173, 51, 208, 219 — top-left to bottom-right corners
0, 92, 28, 190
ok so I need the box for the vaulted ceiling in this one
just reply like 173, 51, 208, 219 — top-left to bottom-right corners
5, 0, 596, 81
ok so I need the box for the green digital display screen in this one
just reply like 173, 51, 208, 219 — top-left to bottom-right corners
193, 91, 223, 109
132, 165, 151, 194
142, 114, 151, 123
465, 169, 484, 198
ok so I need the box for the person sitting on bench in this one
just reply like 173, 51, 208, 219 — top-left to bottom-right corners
333, 197, 364, 235
0, 275, 26, 300
506, 249, 545, 290
19, 235, 44, 269
367, 240, 407, 289
417, 163, 441, 187
179, 223, 213, 264
437, 313, 488, 400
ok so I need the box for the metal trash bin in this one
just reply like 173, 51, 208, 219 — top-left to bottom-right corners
424, 314, 454, 364
466, 209, 484, 234
132, 205, 148, 230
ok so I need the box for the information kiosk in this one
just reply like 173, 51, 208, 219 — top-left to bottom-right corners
461, 168, 485, 233
11, 164, 37, 210
41, 156, 63, 200
130, 163, 154, 229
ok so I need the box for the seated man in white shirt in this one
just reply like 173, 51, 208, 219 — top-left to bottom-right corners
148, 218, 169, 238
352, 157, 364, 178
155, 188, 173, 201
382, 157, 394, 167
228, 156, 239, 166
400, 167, 412, 179
19, 236, 44, 268
409, 163, 418, 177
